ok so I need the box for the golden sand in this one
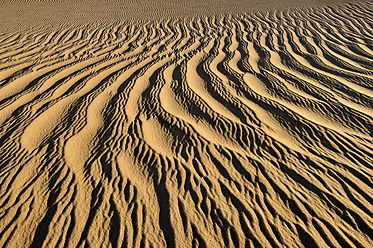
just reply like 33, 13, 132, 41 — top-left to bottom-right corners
0, 0, 373, 247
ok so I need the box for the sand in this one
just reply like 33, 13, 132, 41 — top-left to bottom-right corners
0, 0, 373, 247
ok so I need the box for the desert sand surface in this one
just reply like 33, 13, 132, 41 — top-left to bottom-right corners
1, 0, 373, 247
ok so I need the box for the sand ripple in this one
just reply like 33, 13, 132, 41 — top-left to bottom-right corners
1, 2, 373, 247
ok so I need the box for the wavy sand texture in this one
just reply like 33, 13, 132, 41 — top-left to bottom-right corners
1, 1, 373, 248
0, 0, 356, 32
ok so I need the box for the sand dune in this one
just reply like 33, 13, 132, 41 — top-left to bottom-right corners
0, 0, 358, 32
1, 0, 373, 247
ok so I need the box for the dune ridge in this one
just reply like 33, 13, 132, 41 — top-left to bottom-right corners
1, 1, 373, 247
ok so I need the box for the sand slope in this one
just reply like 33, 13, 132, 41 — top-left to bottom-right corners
1, 1, 373, 247
0, 0, 355, 32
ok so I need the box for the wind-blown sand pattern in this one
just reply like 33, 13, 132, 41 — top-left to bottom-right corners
1, 1, 373, 247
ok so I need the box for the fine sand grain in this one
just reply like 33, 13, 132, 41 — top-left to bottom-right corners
0, 0, 373, 247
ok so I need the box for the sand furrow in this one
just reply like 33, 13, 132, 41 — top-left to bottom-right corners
1, 1, 373, 247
